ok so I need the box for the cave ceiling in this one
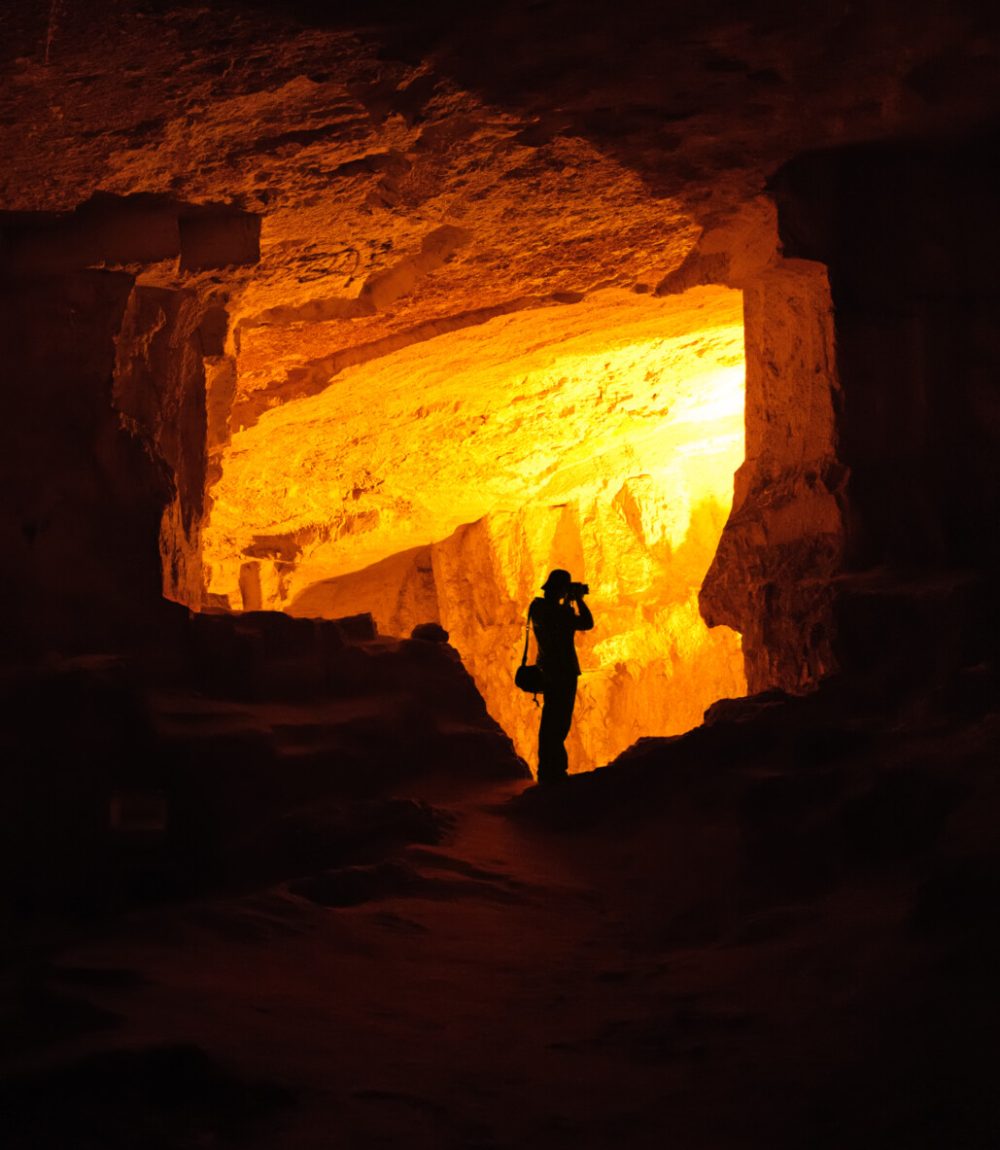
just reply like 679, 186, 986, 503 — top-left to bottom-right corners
2, 1, 996, 345
2, 0, 998, 592
204, 284, 745, 598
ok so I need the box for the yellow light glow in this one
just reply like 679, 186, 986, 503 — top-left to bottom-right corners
201, 285, 747, 772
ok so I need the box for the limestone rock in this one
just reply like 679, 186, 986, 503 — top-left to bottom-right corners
2, 0, 997, 760
411, 622, 449, 642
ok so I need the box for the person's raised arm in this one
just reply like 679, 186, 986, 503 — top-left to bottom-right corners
573, 593, 594, 631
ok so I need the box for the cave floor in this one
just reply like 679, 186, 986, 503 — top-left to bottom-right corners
5, 718, 998, 1150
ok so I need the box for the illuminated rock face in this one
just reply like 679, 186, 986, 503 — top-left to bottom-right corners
6, 0, 994, 728
701, 259, 845, 694
202, 285, 747, 771
430, 494, 745, 773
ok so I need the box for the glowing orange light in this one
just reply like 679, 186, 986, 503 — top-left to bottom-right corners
201, 285, 747, 771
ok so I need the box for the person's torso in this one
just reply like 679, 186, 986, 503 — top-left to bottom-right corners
530, 598, 581, 677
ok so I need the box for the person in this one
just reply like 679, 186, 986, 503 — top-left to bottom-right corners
529, 569, 594, 785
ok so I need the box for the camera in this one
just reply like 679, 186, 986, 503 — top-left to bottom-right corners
567, 581, 589, 599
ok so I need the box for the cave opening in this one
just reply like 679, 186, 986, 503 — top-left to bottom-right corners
192, 283, 747, 773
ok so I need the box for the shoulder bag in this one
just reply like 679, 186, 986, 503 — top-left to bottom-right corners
514, 603, 545, 702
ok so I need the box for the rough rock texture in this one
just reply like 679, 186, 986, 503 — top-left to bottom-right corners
114, 283, 211, 607
0, 193, 259, 277
0, 196, 247, 644
0, 269, 172, 656
194, 285, 748, 770
263, 287, 748, 772
1, 609, 527, 909
2, 0, 999, 720
202, 286, 746, 592
701, 258, 845, 693
438, 506, 746, 773
5, 666, 999, 1150
771, 138, 1000, 688
773, 140, 1000, 572
2, 5, 1000, 1147
292, 495, 747, 774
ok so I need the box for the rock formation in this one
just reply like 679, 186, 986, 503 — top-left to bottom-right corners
2, 0, 998, 740
3, 4, 1000, 1148
217, 285, 748, 771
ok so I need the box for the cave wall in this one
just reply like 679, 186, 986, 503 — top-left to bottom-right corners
770, 136, 1000, 685
0, 270, 171, 656
292, 489, 746, 773
700, 137, 1000, 697
700, 258, 846, 694
0, 196, 248, 655
114, 284, 211, 609
428, 499, 744, 773
7, 147, 991, 708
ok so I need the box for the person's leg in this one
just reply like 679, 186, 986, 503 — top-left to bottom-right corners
537, 677, 577, 784
537, 695, 557, 783
549, 678, 576, 778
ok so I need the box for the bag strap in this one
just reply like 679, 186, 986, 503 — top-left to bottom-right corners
520, 602, 533, 667
522, 602, 540, 708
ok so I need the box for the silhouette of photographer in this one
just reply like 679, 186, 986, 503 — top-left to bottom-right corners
529, 569, 594, 785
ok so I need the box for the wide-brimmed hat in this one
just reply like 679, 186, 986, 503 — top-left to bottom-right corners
542, 569, 571, 591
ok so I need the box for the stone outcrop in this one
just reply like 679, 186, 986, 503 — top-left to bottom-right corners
201, 285, 746, 602
701, 258, 846, 694
1, 0, 997, 748
199, 283, 750, 774
1, 9, 999, 1147
1, 609, 527, 908
290, 488, 746, 774
0, 193, 259, 277
769, 138, 1000, 689
0, 268, 170, 656
0, 192, 262, 644
114, 284, 211, 608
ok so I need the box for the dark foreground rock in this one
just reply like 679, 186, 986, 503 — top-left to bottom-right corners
1, 1043, 291, 1150
0, 611, 527, 912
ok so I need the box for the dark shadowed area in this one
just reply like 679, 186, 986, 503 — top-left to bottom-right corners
2, 0, 999, 1146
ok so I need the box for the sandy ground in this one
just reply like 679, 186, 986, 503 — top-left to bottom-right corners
5, 699, 999, 1150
